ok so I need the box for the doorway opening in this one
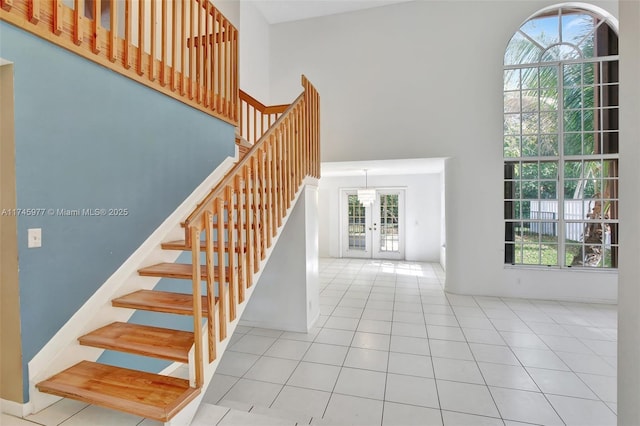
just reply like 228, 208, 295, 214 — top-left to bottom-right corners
341, 189, 405, 260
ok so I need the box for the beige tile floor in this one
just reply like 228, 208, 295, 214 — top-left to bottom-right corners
2, 258, 618, 425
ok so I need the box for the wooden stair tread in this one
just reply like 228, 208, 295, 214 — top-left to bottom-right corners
112, 290, 213, 315
162, 240, 247, 252
36, 361, 200, 422
78, 322, 193, 363
138, 263, 232, 280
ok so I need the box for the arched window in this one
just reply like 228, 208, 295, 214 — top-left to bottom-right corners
503, 5, 619, 268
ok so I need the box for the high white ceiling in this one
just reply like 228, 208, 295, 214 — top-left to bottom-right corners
322, 158, 446, 177
252, 0, 415, 24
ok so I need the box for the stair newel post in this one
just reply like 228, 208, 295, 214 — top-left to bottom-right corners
225, 185, 237, 321
204, 210, 217, 363
243, 165, 255, 285
215, 198, 228, 340
234, 175, 246, 302
189, 225, 204, 387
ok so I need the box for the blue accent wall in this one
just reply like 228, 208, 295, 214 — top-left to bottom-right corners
0, 22, 235, 401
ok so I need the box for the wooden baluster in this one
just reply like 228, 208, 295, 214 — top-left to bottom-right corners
234, 175, 245, 302
189, 0, 195, 99
203, 1, 210, 107
171, 0, 178, 90
270, 137, 278, 237
252, 155, 263, 265
225, 20, 231, 117
74, 0, 83, 45
233, 28, 239, 121
190, 226, 204, 387
216, 198, 227, 340
258, 149, 268, 257
243, 165, 255, 285
205, 210, 216, 363
137, 0, 145, 76
196, 0, 202, 104
28, 0, 39, 24
53, 0, 63, 35
180, 0, 186, 95
265, 139, 273, 248
149, 0, 156, 80
286, 117, 292, 208
225, 186, 237, 321
124, 0, 132, 69
216, 13, 222, 112
211, 6, 219, 111
252, 108, 257, 144
108, 0, 117, 61
1, 0, 13, 12
160, 0, 167, 85
277, 130, 284, 226
92, 0, 101, 53
293, 105, 301, 185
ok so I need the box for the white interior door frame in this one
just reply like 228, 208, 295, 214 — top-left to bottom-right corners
339, 187, 405, 260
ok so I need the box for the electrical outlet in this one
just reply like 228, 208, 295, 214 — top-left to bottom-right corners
28, 228, 42, 248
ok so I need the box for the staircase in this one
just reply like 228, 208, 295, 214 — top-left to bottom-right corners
2, 1, 320, 422
33, 77, 320, 423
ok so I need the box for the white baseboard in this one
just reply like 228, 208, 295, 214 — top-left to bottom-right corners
1, 398, 32, 418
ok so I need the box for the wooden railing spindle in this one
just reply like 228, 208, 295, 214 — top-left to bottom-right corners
160, 0, 167, 85
91, 0, 101, 53
243, 165, 255, 284
73, 0, 83, 45
234, 176, 245, 302
204, 210, 216, 363
27, 0, 38, 23
204, 1, 210, 107
189, 0, 195, 99
53, 0, 62, 35
137, 0, 145, 76
108, 0, 117, 61
1, 0, 13, 12
124, 0, 132, 69
171, 0, 177, 90
190, 226, 204, 387
196, 0, 202, 104
180, 0, 186, 95
225, 186, 237, 321
216, 199, 227, 340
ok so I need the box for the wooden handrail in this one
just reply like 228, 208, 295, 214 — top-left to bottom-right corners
186, 76, 320, 384
0, 0, 239, 125
239, 89, 290, 146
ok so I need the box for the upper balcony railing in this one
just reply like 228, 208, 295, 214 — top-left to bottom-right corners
0, 0, 238, 124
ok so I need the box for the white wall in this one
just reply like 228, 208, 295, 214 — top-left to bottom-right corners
269, 0, 619, 302
239, 1, 271, 101
241, 185, 320, 332
319, 173, 442, 262
617, 0, 640, 423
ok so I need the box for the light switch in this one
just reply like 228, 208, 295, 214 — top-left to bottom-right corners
28, 228, 42, 248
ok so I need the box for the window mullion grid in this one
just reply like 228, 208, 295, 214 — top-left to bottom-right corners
558, 63, 567, 267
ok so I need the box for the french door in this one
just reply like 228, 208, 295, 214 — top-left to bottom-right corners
341, 189, 404, 259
